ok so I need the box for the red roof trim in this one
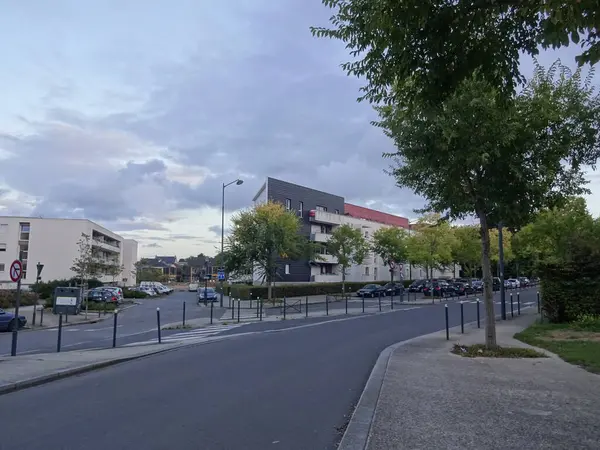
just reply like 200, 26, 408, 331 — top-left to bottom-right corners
344, 203, 409, 228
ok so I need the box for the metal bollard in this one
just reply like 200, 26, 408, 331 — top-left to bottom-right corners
305, 296, 308, 318
232, 298, 235, 320
237, 300, 241, 323
112, 309, 118, 348
378, 291, 382, 312
210, 299, 214, 324
256, 297, 260, 318
460, 301, 464, 334
362, 293, 365, 313
391, 291, 394, 310
283, 297, 287, 320
40, 307, 44, 326
476, 299, 481, 328
510, 293, 514, 318
156, 308, 162, 343
537, 291, 540, 313
259, 298, 263, 321
183, 301, 186, 327
345, 294, 348, 315
445, 304, 449, 340
250, 298, 253, 310
57, 314, 63, 352
517, 292, 521, 315
326, 295, 329, 316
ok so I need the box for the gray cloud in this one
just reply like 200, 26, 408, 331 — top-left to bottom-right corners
144, 243, 162, 248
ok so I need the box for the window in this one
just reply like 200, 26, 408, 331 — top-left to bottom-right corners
0, 243, 6, 252
0, 263, 4, 272
316, 205, 327, 212
19, 222, 30, 241
365, 267, 370, 276
299, 201, 303, 213
334, 209, 339, 214
285, 264, 290, 275
285, 199, 292, 210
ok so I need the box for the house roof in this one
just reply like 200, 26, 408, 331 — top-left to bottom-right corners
155, 256, 177, 265
344, 203, 409, 228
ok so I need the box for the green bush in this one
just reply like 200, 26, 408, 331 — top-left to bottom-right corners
216, 280, 412, 300
83, 301, 117, 312
0, 290, 40, 309
123, 289, 148, 299
31, 278, 103, 299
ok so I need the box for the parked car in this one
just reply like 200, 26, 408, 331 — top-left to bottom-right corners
104, 287, 124, 301
198, 287, 218, 303
506, 278, 520, 289
356, 284, 383, 297
0, 308, 27, 332
85, 288, 113, 303
188, 283, 199, 292
470, 280, 484, 292
408, 280, 427, 293
452, 282, 474, 296
518, 277, 530, 287
423, 281, 454, 298
382, 282, 403, 296
137, 287, 157, 296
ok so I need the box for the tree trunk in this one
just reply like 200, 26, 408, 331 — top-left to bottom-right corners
478, 214, 497, 348
342, 268, 346, 296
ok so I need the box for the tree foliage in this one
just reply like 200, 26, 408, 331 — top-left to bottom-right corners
406, 214, 455, 279
327, 224, 370, 293
70, 233, 101, 285
135, 260, 167, 282
451, 226, 481, 277
226, 201, 312, 299
312, 0, 599, 106
371, 226, 409, 281
105, 262, 125, 283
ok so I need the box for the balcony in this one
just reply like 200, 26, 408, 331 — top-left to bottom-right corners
311, 273, 343, 283
310, 232, 332, 243
309, 210, 343, 226
313, 254, 338, 264
92, 239, 121, 253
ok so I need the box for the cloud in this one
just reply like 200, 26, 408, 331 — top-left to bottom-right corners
144, 243, 161, 248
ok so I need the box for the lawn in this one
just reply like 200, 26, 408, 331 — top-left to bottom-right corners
514, 318, 600, 374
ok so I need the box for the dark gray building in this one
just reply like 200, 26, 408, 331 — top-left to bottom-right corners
252, 177, 345, 282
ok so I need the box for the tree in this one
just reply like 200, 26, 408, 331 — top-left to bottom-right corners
226, 201, 313, 300
489, 229, 514, 266
451, 226, 481, 278
379, 64, 600, 347
327, 224, 370, 294
406, 214, 455, 279
312, 0, 598, 106
105, 262, 125, 284
371, 226, 409, 284
134, 260, 166, 282
71, 233, 102, 305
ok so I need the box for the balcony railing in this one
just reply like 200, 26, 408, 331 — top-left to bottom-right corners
314, 254, 338, 264
308, 210, 343, 225
310, 232, 332, 243
311, 273, 343, 283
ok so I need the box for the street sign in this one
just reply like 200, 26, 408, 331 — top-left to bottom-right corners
9, 260, 22, 282
218, 270, 225, 281
388, 261, 396, 270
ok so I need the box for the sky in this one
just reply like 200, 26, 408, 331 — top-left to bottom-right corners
0, 1, 598, 259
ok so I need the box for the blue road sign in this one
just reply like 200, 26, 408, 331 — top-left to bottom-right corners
218, 270, 225, 281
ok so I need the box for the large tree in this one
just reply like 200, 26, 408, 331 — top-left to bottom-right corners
406, 214, 455, 279
312, 0, 598, 106
378, 64, 600, 347
327, 224, 370, 295
226, 201, 312, 300
451, 226, 481, 278
371, 226, 409, 283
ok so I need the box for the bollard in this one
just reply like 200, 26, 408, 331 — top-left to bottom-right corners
32, 303, 37, 327
283, 297, 287, 320
510, 293, 514, 318
537, 291, 540, 313
445, 304, 449, 340
256, 297, 260, 318
378, 291, 382, 312
112, 309, 118, 348
259, 298, 263, 321
391, 291, 394, 310
232, 298, 235, 320
305, 296, 308, 318
98, 307, 101, 318
460, 301, 464, 334
39, 307, 44, 326
326, 295, 329, 316
183, 301, 186, 327
250, 298, 253, 310
345, 294, 348, 315
517, 292, 521, 315
210, 299, 214, 324
57, 314, 63, 352
156, 308, 162, 343
476, 299, 481, 328
362, 293, 365, 313
237, 300, 241, 323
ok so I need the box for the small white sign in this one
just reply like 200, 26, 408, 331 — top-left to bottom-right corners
56, 296, 77, 306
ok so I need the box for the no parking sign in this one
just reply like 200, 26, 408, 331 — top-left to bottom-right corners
9, 260, 22, 282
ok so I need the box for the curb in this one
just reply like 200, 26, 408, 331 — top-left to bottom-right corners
0, 343, 181, 397
337, 306, 537, 450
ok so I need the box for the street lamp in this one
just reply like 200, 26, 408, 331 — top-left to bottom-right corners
220, 178, 244, 307
498, 222, 506, 320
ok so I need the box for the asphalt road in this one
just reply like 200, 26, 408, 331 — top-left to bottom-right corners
0, 289, 539, 450
0, 291, 226, 356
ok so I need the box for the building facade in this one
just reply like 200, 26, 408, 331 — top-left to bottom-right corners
252, 178, 456, 284
0, 217, 138, 288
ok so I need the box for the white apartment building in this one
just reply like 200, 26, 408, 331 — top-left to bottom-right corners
0, 217, 138, 288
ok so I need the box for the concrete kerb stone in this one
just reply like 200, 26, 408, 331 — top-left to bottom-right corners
337, 306, 538, 450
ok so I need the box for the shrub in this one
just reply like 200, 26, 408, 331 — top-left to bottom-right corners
123, 289, 148, 299
83, 301, 117, 312
31, 278, 103, 299
0, 290, 40, 309
216, 281, 413, 300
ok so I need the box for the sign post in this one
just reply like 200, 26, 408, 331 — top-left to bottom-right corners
32, 262, 44, 326
9, 259, 23, 356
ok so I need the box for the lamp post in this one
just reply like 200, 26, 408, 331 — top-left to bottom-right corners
32, 262, 44, 326
498, 222, 506, 320
220, 178, 244, 307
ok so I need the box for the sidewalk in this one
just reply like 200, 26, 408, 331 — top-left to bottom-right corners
342, 311, 600, 450
0, 342, 183, 395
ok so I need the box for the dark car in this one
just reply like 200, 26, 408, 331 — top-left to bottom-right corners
408, 280, 427, 292
470, 280, 484, 292
452, 282, 474, 296
382, 282, 403, 296
86, 288, 120, 304
0, 308, 27, 332
198, 287, 218, 303
493, 277, 502, 291
356, 284, 382, 297
423, 281, 454, 298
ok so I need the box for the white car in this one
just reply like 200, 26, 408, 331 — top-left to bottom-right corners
188, 283, 199, 292
139, 287, 157, 296
506, 279, 520, 289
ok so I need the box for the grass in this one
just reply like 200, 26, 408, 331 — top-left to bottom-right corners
451, 343, 547, 358
514, 316, 600, 374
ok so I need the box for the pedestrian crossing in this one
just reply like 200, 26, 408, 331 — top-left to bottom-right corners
122, 323, 247, 347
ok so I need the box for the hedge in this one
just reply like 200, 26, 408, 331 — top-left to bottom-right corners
123, 289, 148, 299
217, 280, 416, 300
31, 278, 104, 299
0, 290, 40, 309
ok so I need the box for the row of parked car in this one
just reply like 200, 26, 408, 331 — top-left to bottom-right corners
133, 282, 174, 297
84, 286, 125, 304
407, 276, 538, 297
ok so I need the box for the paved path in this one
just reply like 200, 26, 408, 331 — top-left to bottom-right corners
0, 289, 539, 450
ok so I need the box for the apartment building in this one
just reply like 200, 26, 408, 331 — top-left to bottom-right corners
252, 178, 456, 284
0, 217, 138, 288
